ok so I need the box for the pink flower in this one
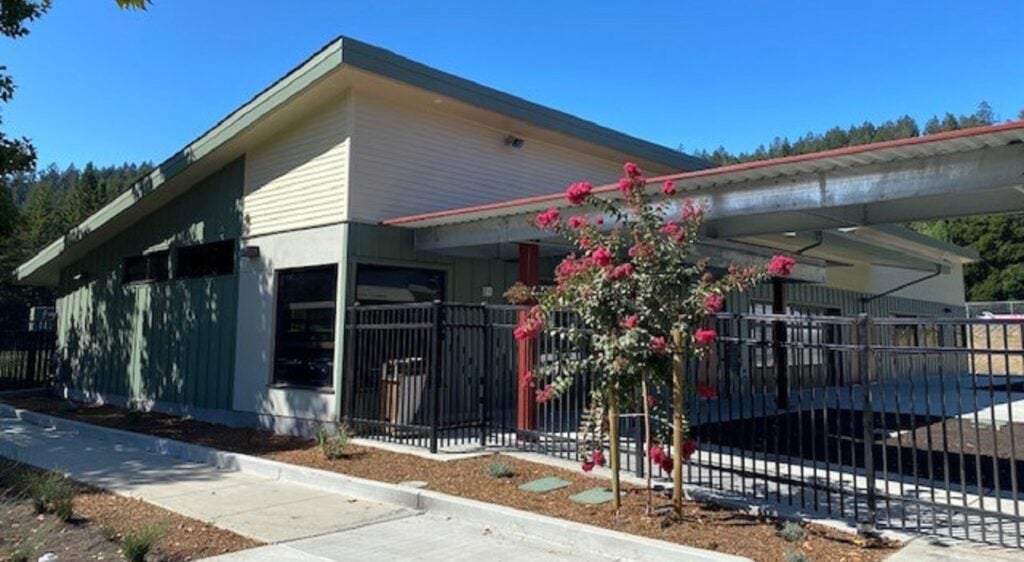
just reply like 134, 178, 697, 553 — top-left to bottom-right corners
628, 243, 653, 259
660, 455, 673, 473
650, 336, 667, 354
606, 263, 634, 281
620, 315, 638, 329
592, 450, 606, 467
535, 208, 560, 228
591, 246, 613, 267
623, 161, 643, 179
703, 293, 724, 314
617, 177, 632, 194
768, 254, 796, 277
567, 215, 587, 229
581, 459, 595, 472
660, 221, 681, 236
681, 198, 704, 222
697, 382, 718, 399
649, 445, 666, 465
682, 439, 698, 461
594, 216, 604, 226
646, 394, 657, 407
535, 384, 555, 403
514, 312, 545, 341
695, 329, 717, 347
565, 182, 593, 206
662, 180, 676, 196
579, 235, 592, 249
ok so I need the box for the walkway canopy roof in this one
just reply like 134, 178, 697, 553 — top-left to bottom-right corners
384, 122, 1014, 276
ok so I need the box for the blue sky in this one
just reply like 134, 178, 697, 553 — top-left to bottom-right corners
3, 1, 1023, 168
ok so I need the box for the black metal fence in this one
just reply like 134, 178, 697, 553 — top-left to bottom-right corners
342, 302, 1024, 547
0, 330, 56, 390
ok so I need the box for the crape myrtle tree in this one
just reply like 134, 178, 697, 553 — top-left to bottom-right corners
514, 162, 795, 514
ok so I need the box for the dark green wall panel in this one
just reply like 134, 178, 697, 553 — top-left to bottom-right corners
56, 159, 244, 410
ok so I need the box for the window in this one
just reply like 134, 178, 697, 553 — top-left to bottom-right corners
273, 265, 338, 388
176, 240, 235, 278
355, 264, 445, 304
122, 251, 169, 284
892, 314, 940, 348
749, 301, 836, 366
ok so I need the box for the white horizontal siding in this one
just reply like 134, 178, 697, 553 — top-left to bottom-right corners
348, 93, 636, 222
243, 98, 349, 236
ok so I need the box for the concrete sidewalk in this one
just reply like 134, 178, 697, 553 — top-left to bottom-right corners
0, 415, 618, 560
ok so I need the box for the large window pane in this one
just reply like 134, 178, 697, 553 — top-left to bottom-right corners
273, 265, 338, 388
355, 264, 445, 304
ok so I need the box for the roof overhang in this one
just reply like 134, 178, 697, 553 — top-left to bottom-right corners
385, 122, 1020, 269
17, 36, 709, 287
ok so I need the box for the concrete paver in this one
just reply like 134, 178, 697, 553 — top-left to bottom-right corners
0, 412, 638, 561
202, 513, 621, 562
0, 417, 411, 543
885, 537, 1024, 561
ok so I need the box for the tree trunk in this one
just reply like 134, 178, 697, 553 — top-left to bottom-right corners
671, 329, 685, 516
607, 388, 622, 511
641, 377, 653, 515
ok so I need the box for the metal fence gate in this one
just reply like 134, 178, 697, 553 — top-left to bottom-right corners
0, 330, 56, 390
343, 302, 1024, 547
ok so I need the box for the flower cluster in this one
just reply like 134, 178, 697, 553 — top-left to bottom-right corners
582, 450, 606, 472
513, 160, 795, 476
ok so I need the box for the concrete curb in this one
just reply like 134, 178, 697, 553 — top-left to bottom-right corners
0, 403, 748, 562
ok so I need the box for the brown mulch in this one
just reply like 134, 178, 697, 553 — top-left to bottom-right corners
5, 396, 901, 562
0, 460, 259, 561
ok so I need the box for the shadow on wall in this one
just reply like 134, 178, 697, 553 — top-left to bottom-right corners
58, 158, 243, 414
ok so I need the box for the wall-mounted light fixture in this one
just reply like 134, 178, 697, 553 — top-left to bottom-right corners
239, 246, 261, 259
504, 135, 525, 149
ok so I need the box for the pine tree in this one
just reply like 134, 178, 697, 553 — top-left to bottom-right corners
19, 182, 59, 254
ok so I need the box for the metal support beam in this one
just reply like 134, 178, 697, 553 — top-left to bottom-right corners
413, 143, 1024, 248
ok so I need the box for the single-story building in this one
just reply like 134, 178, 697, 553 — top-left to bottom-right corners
18, 36, 1011, 434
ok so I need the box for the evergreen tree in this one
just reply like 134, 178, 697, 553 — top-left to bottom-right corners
693, 101, 1022, 302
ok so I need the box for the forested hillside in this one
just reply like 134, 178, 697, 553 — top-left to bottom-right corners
0, 163, 151, 328
694, 102, 1024, 302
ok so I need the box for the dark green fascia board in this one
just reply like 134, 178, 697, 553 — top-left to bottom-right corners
338, 36, 713, 172
16, 38, 347, 285
17, 35, 711, 285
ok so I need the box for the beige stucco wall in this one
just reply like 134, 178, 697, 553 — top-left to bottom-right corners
823, 261, 966, 307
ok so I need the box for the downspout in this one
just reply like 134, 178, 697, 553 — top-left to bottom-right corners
859, 264, 944, 313
795, 231, 824, 255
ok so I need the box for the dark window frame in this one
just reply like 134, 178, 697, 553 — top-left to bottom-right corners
122, 250, 170, 285
354, 263, 447, 305
174, 240, 236, 279
271, 264, 339, 390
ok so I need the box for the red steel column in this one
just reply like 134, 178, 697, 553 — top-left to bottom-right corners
516, 243, 540, 432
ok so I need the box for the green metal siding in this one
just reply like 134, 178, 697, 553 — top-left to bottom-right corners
55, 159, 244, 410
346, 222, 517, 304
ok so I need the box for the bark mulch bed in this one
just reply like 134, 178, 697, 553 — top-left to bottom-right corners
0, 459, 260, 561
4, 396, 901, 562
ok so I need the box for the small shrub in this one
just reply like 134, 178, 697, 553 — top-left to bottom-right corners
316, 423, 350, 460
778, 521, 807, 543
28, 472, 76, 521
121, 524, 165, 562
784, 549, 809, 562
487, 460, 515, 478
